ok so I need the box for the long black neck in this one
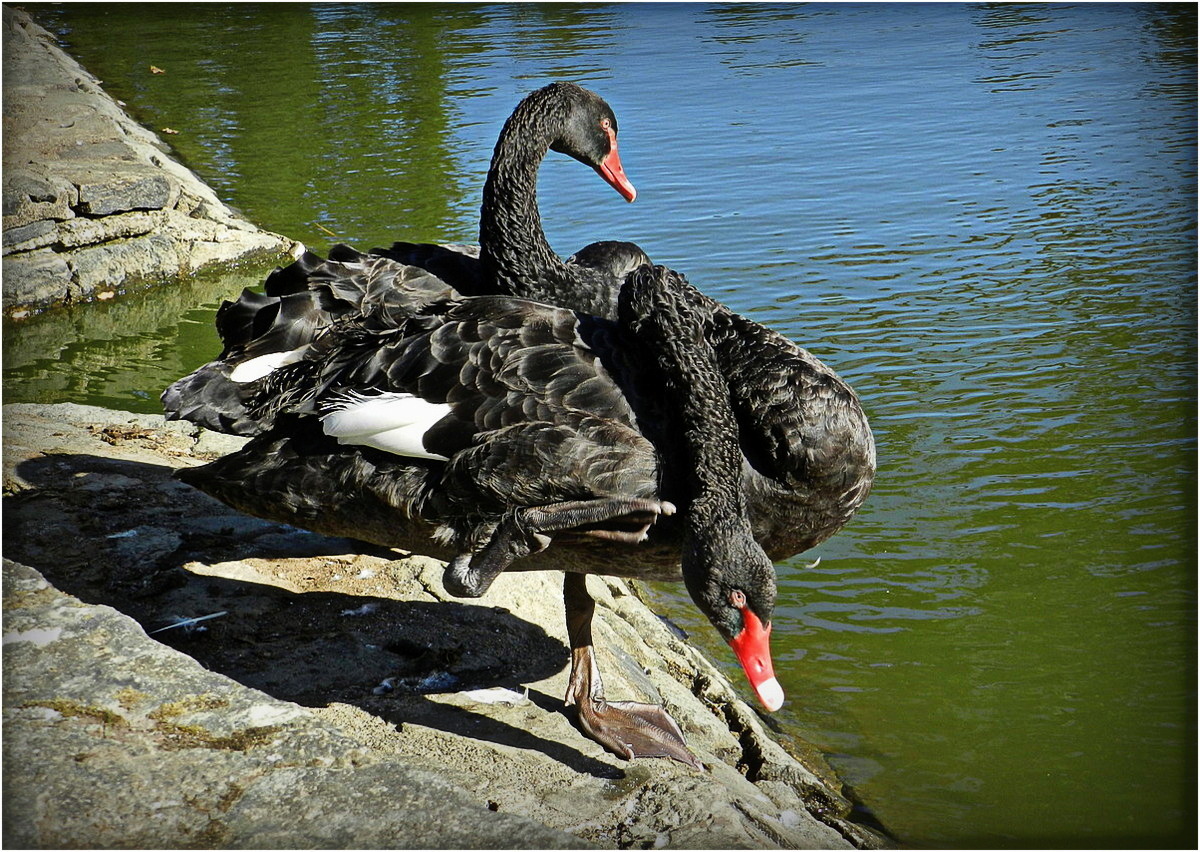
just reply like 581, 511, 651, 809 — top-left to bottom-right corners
478, 87, 618, 317
622, 268, 751, 538
621, 265, 777, 633
479, 88, 572, 305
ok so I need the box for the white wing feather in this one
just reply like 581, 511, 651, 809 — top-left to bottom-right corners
320, 392, 451, 461
229, 349, 307, 383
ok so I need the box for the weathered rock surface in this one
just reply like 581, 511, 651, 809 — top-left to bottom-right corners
1, 7, 296, 317
2, 403, 883, 849
2, 558, 583, 850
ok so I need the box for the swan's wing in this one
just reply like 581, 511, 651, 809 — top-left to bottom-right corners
375, 241, 485, 297
254, 296, 659, 510
713, 309, 875, 501
441, 414, 658, 513
307, 244, 458, 323
288, 297, 638, 444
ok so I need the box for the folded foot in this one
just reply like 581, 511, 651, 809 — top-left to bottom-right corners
444, 497, 675, 598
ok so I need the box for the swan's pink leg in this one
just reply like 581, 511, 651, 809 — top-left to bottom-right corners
563, 572, 703, 771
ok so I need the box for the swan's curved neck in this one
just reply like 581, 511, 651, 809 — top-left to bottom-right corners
666, 318, 749, 531
626, 273, 748, 528
479, 100, 571, 303
623, 268, 779, 716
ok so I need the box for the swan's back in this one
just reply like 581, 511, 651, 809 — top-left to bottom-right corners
708, 307, 875, 557
175, 291, 672, 559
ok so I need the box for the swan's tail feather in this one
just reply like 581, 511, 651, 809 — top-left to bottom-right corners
162, 360, 264, 436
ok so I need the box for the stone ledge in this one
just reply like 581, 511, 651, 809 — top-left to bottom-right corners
2, 558, 585, 850
1, 7, 297, 317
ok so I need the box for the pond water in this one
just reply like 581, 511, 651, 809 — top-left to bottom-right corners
6, 4, 1195, 847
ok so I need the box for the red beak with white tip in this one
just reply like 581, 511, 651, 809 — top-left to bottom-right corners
595, 122, 636, 202
728, 606, 784, 712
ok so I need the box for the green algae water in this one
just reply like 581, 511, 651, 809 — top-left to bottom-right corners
6, 4, 1195, 846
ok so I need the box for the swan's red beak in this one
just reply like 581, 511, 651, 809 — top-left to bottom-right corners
728, 607, 784, 712
596, 125, 636, 202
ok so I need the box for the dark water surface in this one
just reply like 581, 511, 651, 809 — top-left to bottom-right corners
6, 4, 1195, 847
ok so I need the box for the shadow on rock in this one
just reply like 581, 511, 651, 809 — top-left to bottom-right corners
5, 451, 614, 776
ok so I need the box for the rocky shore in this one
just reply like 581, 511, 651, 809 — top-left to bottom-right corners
1, 6, 296, 318
2, 8, 886, 849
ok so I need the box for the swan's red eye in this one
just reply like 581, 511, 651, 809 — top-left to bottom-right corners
729, 589, 747, 608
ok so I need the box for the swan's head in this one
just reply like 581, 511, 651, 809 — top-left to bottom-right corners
567, 240, 652, 280
683, 528, 784, 713
546, 83, 637, 203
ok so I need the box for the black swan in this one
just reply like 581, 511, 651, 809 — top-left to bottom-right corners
174, 265, 789, 769
163, 81, 647, 435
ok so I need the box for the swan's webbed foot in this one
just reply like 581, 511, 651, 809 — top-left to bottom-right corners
569, 675, 703, 771
443, 497, 675, 598
563, 573, 703, 771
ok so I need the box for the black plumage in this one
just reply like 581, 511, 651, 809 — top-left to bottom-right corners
177, 266, 799, 768
163, 82, 876, 768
